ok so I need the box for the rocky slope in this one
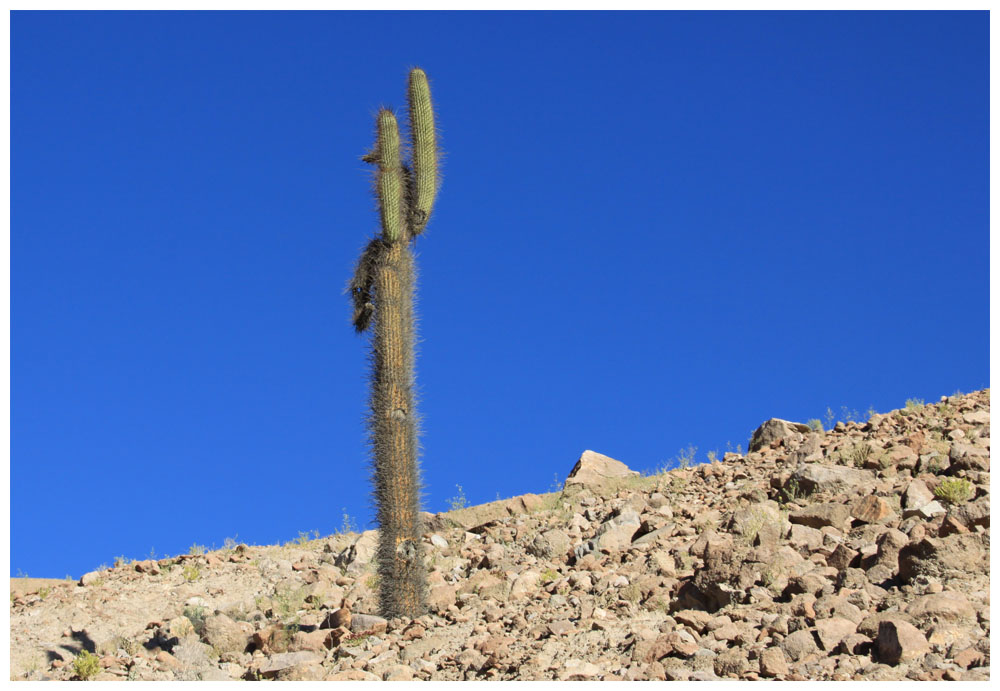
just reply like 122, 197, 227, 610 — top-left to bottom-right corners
10, 390, 990, 681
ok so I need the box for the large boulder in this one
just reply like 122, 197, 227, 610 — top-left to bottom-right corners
564, 450, 638, 490
897, 534, 989, 583
748, 419, 813, 453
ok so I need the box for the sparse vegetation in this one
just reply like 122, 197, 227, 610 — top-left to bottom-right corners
781, 478, 803, 504
183, 605, 207, 635
181, 564, 200, 582
807, 419, 824, 433
540, 568, 559, 584
340, 509, 358, 534
934, 478, 974, 505
448, 485, 468, 511
37, 586, 51, 600
188, 544, 206, 556
72, 650, 101, 680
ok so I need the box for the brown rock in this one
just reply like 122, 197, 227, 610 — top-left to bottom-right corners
952, 647, 985, 669
826, 543, 859, 571
850, 495, 893, 524
383, 664, 415, 681
201, 613, 250, 654
564, 450, 638, 490
814, 617, 858, 651
905, 591, 976, 623
877, 620, 930, 665
781, 628, 818, 661
758, 647, 789, 677
748, 419, 811, 453
790, 503, 852, 530
897, 534, 989, 583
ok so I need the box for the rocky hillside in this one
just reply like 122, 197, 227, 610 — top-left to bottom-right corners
10, 390, 990, 681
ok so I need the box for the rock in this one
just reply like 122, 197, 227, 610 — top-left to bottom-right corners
827, 543, 859, 571
133, 560, 160, 575
528, 529, 571, 559
850, 495, 894, 524
79, 571, 105, 587
348, 612, 386, 633
200, 614, 250, 654
906, 500, 947, 520
903, 480, 935, 510
335, 530, 378, 571
558, 659, 602, 680
874, 528, 909, 569
427, 584, 458, 611
790, 464, 872, 495
383, 664, 415, 681
877, 620, 930, 665
758, 647, 789, 677
166, 616, 195, 640
322, 607, 351, 630
714, 648, 749, 677
289, 629, 334, 653
564, 450, 639, 490
781, 628, 818, 661
949, 443, 990, 472
950, 498, 990, 529
327, 670, 381, 680
429, 534, 449, 549
748, 419, 812, 453
905, 591, 976, 623
593, 510, 642, 551
508, 570, 540, 601
814, 617, 858, 651
504, 493, 546, 514
447, 500, 510, 530
897, 534, 989, 583
790, 503, 851, 530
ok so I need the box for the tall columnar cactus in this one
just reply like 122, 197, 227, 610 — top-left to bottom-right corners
349, 68, 439, 619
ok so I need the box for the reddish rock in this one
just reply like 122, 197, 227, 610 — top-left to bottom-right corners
850, 495, 893, 524
877, 620, 930, 665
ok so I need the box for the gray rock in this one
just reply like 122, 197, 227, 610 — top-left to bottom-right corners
790, 464, 873, 495
201, 614, 250, 654
781, 628, 819, 661
790, 503, 852, 531
949, 443, 990, 472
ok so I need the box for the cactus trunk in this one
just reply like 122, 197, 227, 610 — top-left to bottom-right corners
369, 239, 425, 617
349, 69, 439, 619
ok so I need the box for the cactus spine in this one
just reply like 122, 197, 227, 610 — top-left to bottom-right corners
349, 68, 439, 619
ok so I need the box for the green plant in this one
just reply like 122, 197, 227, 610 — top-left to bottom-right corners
448, 484, 468, 511
73, 650, 101, 680
782, 478, 803, 503
183, 605, 207, 635
865, 406, 878, 420
933, 478, 974, 505
807, 419, 824, 433
38, 586, 51, 600
348, 68, 439, 620
181, 564, 200, 582
540, 568, 559, 584
706, 450, 719, 464
903, 398, 925, 415
846, 444, 872, 468
188, 544, 206, 556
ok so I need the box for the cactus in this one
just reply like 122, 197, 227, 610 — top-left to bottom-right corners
348, 68, 440, 619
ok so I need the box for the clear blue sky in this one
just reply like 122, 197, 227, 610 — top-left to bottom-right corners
12, 11, 988, 578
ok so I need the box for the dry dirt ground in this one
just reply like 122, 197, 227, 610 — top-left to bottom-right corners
10, 390, 990, 681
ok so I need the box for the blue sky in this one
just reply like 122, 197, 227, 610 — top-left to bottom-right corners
11, 11, 989, 578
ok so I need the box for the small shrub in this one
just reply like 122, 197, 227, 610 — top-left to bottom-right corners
903, 398, 925, 415
73, 650, 101, 680
540, 568, 559, 584
188, 544, 206, 556
181, 564, 200, 582
849, 444, 872, 468
447, 485, 468, 511
619, 583, 642, 604
782, 478, 803, 503
706, 450, 719, 464
934, 478, 974, 505
823, 407, 835, 430
340, 509, 358, 534
37, 586, 51, 600
807, 419, 824, 433
183, 605, 207, 635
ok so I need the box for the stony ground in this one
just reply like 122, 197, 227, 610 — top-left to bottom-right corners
10, 390, 990, 681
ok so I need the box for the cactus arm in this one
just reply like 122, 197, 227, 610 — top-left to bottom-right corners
374, 109, 407, 244
406, 68, 438, 235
